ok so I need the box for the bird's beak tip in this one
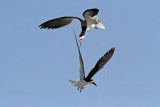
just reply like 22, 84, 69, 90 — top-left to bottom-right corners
92, 82, 97, 87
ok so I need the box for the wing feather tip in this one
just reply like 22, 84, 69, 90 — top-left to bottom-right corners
110, 47, 115, 53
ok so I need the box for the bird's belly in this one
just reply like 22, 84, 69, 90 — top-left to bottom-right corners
86, 24, 96, 32
78, 80, 88, 87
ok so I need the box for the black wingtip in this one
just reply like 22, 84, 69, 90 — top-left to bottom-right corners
38, 24, 43, 29
38, 25, 54, 29
109, 47, 115, 52
111, 47, 115, 51
107, 47, 115, 57
38, 23, 49, 29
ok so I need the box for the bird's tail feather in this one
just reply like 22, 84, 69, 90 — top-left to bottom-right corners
69, 80, 79, 87
97, 22, 105, 29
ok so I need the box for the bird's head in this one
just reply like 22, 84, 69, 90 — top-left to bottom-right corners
89, 79, 97, 87
85, 78, 97, 87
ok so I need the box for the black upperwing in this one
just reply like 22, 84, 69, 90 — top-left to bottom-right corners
39, 17, 81, 29
85, 48, 115, 80
83, 8, 99, 19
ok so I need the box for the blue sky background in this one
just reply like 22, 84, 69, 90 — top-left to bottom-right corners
0, 0, 160, 107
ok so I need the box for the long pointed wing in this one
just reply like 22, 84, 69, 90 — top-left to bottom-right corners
74, 32, 85, 80
39, 17, 79, 29
83, 8, 99, 19
86, 48, 115, 80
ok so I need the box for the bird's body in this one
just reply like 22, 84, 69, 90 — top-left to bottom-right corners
85, 16, 105, 32
69, 80, 88, 91
39, 8, 105, 44
69, 32, 115, 92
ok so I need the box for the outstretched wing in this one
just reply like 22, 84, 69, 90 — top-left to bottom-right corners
83, 8, 99, 19
74, 32, 85, 80
39, 17, 79, 29
86, 48, 115, 80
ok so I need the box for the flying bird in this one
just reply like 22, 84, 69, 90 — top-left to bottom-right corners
69, 32, 115, 92
39, 8, 105, 45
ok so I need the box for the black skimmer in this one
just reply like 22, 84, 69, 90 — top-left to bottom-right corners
69, 32, 115, 92
39, 8, 105, 46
